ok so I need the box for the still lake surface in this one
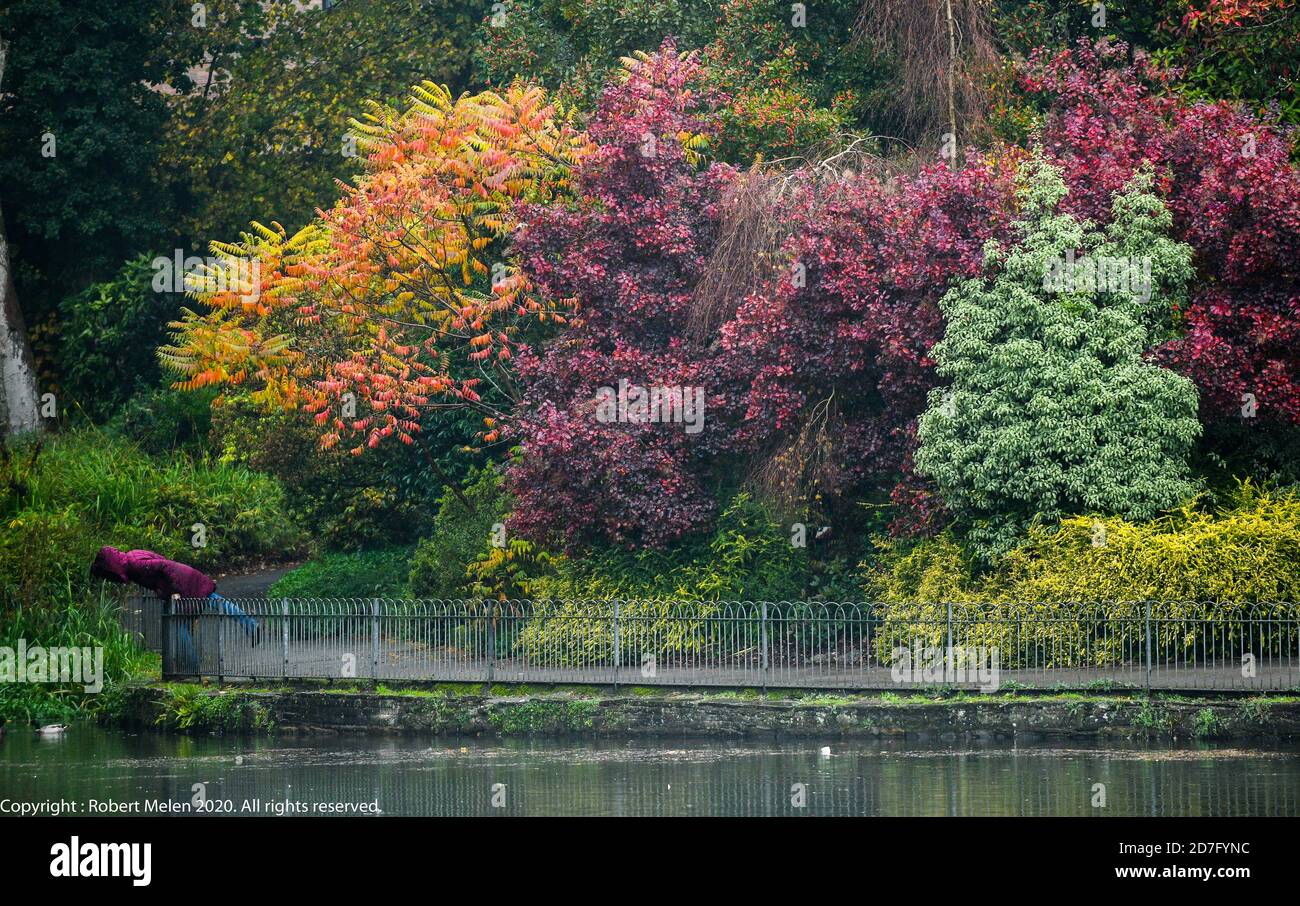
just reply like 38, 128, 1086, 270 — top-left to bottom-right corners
2, 726, 1298, 817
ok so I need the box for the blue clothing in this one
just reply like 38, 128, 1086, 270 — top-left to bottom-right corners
173, 622, 199, 674
169, 594, 258, 674
208, 593, 259, 635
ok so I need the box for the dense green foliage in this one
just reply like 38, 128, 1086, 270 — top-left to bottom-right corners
0, 0, 176, 322
475, 0, 879, 161
163, 0, 486, 245
915, 160, 1201, 559
474, 0, 718, 97
54, 252, 214, 453
56, 254, 182, 422
407, 466, 512, 598
108, 381, 216, 456
0, 431, 303, 606
525, 494, 849, 601
209, 399, 452, 551
269, 547, 415, 600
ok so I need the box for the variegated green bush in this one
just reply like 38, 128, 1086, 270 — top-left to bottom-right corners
915, 157, 1201, 561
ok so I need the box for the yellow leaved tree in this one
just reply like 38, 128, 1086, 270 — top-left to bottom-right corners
161, 81, 592, 454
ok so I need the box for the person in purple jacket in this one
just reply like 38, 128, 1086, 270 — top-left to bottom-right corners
91, 547, 258, 673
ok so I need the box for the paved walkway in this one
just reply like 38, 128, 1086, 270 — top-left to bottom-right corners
212, 567, 297, 597
174, 632, 1300, 692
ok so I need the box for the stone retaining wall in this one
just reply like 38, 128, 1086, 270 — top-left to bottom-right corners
120, 685, 1300, 740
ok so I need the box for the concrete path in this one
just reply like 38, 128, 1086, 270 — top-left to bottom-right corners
174, 630, 1300, 692
212, 566, 298, 597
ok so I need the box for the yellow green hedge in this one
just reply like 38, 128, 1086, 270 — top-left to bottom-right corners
863, 484, 1300, 667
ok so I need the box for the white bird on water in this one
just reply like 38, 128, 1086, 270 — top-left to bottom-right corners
36, 724, 67, 736
819, 746, 831, 757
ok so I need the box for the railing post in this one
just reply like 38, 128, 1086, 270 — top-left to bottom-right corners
487, 600, 497, 684
371, 599, 380, 680
216, 604, 225, 683
946, 601, 954, 681
123, 592, 140, 644
1144, 599, 1153, 696
161, 596, 172, 679
281, 600, 289, 680
141, 593, 160, 653
612, 598, 621, 691
760, 602, 769, 692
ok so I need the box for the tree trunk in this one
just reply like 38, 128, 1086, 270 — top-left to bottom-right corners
944, 0, 959, 167
0, 37, 41, 437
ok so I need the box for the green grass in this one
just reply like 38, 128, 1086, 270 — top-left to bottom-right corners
0, 429, 305, 722
153, 684, 275, 733
269, 547, 415, 598
0, 588, 156, 724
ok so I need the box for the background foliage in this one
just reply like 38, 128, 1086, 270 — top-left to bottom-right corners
4, 0, 1300, 719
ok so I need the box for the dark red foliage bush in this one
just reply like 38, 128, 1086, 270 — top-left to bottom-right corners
507, 38, 1300, 552
506, 45, 740, 549
1026, 38, 1300, 429
720, 156, 1017, 533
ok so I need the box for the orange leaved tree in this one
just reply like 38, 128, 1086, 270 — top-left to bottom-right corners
161, 81, 591, 454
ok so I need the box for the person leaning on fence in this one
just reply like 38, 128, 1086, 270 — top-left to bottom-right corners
90, 547, 258, 674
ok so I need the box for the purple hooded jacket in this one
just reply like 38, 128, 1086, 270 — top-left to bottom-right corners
91, 547, 216, 601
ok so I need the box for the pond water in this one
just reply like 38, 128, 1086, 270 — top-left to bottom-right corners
2, 726, 1298, 817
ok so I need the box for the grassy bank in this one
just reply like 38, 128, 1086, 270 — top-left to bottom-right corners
123, 681, 1300, 741
0, 590, 157, 723
0, 429, 306, 723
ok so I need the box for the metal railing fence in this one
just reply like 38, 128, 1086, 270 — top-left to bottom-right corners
142, 597, 1300, 692
119, 594, 164, 653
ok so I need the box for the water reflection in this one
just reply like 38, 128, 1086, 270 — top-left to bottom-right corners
2, 728, 1298, 817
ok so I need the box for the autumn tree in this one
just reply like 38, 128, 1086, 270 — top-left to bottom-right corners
163, 81, 591, 456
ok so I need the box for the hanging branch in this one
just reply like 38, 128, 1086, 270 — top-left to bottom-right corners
851, 0, 996, 157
